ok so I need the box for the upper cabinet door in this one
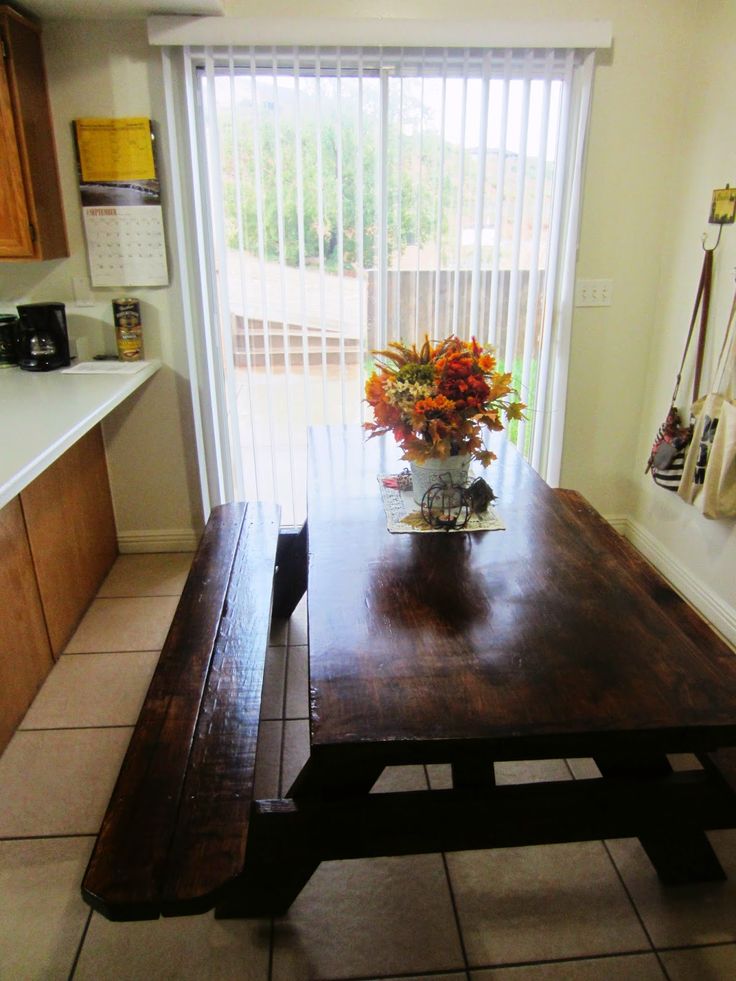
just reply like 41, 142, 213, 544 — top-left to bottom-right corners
0, 51, 33, 257
0, 6, 68, 261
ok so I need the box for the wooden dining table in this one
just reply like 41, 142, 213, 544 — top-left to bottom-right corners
217, 424, 736, 917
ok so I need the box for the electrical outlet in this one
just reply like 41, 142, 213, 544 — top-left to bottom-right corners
71, 275, 95, 307
575, 278, 613, 307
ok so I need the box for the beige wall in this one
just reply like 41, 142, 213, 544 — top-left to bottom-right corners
2, 1, 734, 633
630, 0, 736, 637
0, 20, 202, 547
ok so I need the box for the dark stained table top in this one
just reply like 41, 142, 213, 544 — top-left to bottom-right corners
306, 426, 736, 762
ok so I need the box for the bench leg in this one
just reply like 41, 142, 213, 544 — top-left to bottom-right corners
595, 753, 727, 884
272, 524, 308, 620
215, 800, 319, 918
215, 861, 319, 918
217, 754, 388, 917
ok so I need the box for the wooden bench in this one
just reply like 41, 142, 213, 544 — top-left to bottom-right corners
557, 489, 736, 821
81, 501, 302, 921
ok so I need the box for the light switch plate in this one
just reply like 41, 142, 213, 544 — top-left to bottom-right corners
575, 278, 613, 307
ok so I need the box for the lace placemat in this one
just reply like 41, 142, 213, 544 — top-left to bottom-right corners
378, 474, 506, 534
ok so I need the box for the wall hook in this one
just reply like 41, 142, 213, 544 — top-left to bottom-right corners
702, 225, 724, 251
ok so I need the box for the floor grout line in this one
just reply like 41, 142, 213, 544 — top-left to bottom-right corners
277, 637, 291, 798
440, 848, 473, 978
261, 715, 308, 723
0, 831, 96, 842
656, 940, 736, 952
17, 724, 136, 732
81, 590, 187, 596
317, 971, 469, 981
601, 838, 667, 969
566, 759, 669, 975
467, 947, 667, 973
59, 648, 162, 656
428, 764, 472, 978
267, 916, 276, 981
281, 644, 291, 723
306, 972, 468, 981
66, 907, 92, 981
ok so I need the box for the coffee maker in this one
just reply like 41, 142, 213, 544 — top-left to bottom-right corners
16, 302, 71, 371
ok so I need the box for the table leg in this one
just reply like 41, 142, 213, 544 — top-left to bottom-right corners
595, 754, 727, 885
637, 829, 726, 885
287, 754, 385, 798
451, 759, 496, 790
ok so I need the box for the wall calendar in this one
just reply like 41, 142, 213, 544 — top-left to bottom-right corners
74, 117, 169, 287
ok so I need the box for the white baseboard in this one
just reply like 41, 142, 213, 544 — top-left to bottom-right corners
614, 514, 736, 650
602, 514, 628, 535
117, 529, 200, 553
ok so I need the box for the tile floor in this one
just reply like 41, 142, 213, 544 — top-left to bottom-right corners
2, 552, 736, 979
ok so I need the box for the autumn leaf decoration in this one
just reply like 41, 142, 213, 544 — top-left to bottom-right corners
364, 335, 525, 468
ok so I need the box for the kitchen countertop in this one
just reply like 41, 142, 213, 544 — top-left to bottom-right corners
0, 360, 160, 510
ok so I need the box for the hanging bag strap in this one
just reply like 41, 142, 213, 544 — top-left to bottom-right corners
670, 247, 713, 407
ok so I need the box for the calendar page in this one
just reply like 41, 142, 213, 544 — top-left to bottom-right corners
82, 205, 168, 287
74, 118, 169, 288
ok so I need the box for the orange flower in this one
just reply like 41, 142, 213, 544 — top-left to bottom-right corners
414, 395, 456, 415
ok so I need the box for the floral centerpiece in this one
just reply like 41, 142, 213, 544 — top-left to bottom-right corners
364, 335, 524, 502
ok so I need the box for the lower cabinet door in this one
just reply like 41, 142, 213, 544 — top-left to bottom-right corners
21, 425, 118, 657
0, 496, 53, 753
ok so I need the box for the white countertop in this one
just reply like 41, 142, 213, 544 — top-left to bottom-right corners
0, 360, 160, 510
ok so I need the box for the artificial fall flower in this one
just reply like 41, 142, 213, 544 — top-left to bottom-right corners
363, 335, 525, 465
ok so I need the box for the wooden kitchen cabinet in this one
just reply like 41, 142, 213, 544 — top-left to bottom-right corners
0, 5, 67, 260
21, 425, 118, 657
0, 497, 54, 753
0, 424, 117, 752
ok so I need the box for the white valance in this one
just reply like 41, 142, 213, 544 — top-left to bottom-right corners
147, 15, 612, 51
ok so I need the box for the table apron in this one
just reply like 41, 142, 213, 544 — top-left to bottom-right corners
259, 771, 736, 860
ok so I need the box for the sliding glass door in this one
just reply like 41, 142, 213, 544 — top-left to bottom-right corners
188, 45, 592, 526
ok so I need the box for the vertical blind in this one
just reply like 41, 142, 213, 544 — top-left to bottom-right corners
187, 45, 593, 525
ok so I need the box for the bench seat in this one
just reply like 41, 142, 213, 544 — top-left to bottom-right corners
82, 501, 281, 921
557, 489, 736, 792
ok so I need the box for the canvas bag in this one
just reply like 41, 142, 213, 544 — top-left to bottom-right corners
646, 249, 713, 490
677, 289, 736, 519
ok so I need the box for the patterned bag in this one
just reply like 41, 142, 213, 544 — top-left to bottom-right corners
646, 249, 713, 491
647, 406, 693, 490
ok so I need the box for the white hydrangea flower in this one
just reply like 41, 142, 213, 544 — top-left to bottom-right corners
385, 377, 434, 409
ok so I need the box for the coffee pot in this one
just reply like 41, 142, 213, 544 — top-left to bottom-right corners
16, 302, 71, 371
0, 314, 19, 368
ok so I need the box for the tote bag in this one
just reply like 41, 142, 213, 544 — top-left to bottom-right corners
646, 248, 712, 491
678, 291, 736, 519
